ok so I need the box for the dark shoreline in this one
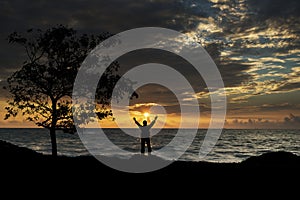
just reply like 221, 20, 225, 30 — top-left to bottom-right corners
1, 139, 300, 185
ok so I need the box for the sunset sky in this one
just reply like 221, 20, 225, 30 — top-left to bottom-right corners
0, 0, 300, 129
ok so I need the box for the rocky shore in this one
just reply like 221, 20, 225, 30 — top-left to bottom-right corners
1, 140, 299, 187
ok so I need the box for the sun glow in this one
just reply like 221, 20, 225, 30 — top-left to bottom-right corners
144, 112, 149, 118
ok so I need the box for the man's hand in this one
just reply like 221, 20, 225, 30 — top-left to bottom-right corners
133, 117, 136, 121
154, 116, 158, 120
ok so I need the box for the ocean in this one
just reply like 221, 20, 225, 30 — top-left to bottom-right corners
0, 128, 299, 163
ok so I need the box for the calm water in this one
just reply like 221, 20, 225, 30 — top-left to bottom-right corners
0, 128, 299, 163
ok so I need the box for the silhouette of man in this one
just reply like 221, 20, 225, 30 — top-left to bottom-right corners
133, 116, 158, 154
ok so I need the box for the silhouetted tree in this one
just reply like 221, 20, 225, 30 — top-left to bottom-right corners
4, 25, 135, 156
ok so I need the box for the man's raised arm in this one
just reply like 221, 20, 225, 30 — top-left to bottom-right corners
133, 117, 142, 127
149, 116, 158, 128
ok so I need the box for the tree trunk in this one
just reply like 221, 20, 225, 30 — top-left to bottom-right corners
50, 127, 57, 157
50, 99, 58, 156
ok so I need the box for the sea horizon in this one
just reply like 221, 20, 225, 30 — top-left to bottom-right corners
1, 127, 300, 130
1, 128, 299, 163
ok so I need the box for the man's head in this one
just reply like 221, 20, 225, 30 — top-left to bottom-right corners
143, 120, 147, 126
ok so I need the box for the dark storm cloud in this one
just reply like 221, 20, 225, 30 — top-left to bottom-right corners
245, 0, 300, 48
128, 83, 211, 115
115, 45, 252, 93
0, 0, 210, 34
129, 84, 180, 106
259, 103, 300, 111
248, 0, 300, 18
0, 0, 212, 81
218, 63, 251, 87
275, 82, 300, 92
228, 103, 300, 115
1, 0, 299, 105
0, 0, 216, 104
205, 44, 252, 88
215, 0, 300, 34
116, 49, 206, 92
110, 47, 250, 115
129, 103, 181, 115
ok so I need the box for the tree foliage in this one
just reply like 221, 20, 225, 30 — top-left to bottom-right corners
4, 25, 136, 155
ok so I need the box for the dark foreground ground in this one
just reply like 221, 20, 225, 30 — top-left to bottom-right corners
1, 140, 299, 192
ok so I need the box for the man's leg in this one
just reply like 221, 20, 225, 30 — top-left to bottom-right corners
146, 138, 152, 153
141, 138, 146, 154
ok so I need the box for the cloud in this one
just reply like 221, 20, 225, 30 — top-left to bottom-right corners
248, 0, 300, 19
227, 102, 300, 115
1, 0, 300, 129
0, 0, 214, 35
227, 113, 300, 129
284, 113, 300, 123
205, 0, 300, 92
227, 117, 274, 128
0, 0, 211, 77
3, 0, 296, 98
